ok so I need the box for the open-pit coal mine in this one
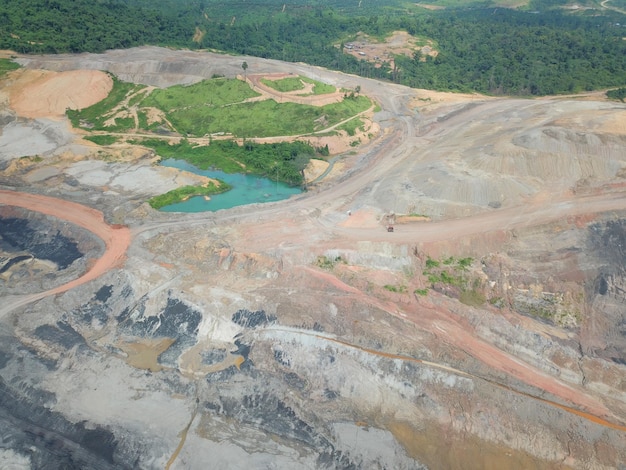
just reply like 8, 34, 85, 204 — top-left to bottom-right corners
0, 47, 626, 469
0, 207, 102, 295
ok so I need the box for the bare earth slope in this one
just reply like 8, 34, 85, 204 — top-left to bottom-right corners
0, 47, 625, 469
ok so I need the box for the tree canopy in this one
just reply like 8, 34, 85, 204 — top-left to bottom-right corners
1, 0, 625, 96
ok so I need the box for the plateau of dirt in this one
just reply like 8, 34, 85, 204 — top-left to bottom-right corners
0, 46, 625, 469
341, 30, 437, 69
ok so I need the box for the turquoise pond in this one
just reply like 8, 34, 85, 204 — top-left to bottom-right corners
159, 159, 303, 212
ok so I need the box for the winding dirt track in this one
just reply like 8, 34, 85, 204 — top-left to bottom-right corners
0, 190, 131, 317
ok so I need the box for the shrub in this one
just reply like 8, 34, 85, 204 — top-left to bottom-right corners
383, 284, 407, 293
316, 255, 343, 270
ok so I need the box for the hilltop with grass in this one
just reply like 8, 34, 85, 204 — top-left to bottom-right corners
65, 70, 374, 204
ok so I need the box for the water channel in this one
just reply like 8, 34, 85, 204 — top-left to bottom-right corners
159, 159, 302, 212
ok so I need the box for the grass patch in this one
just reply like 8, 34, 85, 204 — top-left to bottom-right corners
414, 288, 429, 296
83, 135, 117, 146
166, 95, 371, 138
67, 74, 368, 142
148, 181, 232, 209
261, 76, 336, 95
261, 76, 306, 92
143, 77, 367, 138
137, 111, 150, 131
422, 255, 486, 305
106, 116, 135, 132
0, 59, 19, 77
301, 76, 336, 95
142, 78, 259, 110
337, 117, 364, 137
423, 256, 474, 287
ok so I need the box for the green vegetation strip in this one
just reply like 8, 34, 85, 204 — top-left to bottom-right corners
421, 256, 486, 306
337, 117, 364, 137
0, 59, 19, 77
148, 181, 231, 209
261, 76, 306, 92
165, 93, 370, 138
606, 87, 626, 102
423, 256, 473, 285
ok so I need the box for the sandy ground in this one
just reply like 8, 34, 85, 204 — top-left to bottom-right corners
9, 69, 112, 118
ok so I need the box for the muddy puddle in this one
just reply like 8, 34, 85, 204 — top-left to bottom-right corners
117, 338, 175, 372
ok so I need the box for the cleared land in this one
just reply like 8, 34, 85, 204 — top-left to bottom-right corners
1, 47, 626, 469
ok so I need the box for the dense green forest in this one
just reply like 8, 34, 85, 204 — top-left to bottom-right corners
1, 0, 625, 95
